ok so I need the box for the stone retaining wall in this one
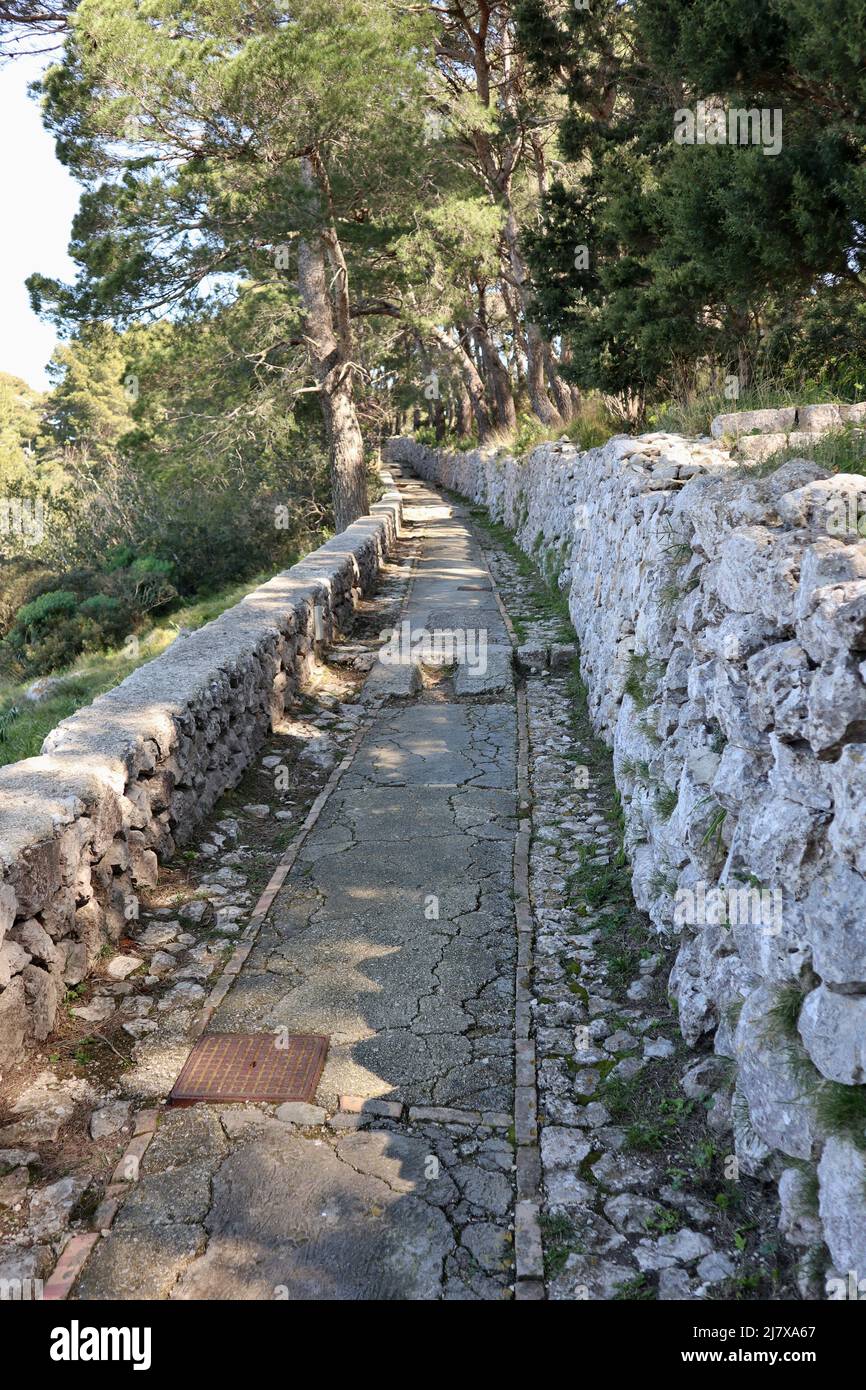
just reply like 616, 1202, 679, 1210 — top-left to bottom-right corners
711, 401, 866, 462
0, 473, 403, 1071
388, 430, 866, 1278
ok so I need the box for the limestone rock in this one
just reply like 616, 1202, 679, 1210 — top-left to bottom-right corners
0, 976, 28, 1069
733, 986, 819, 1160
798, 985, 866, 1085
710, 407, 797, 439
0, 1164, 29, 1207
89, 1100, 131, 1140
9, 919, 55, 965
778, 1166, 822, 1247
681, 1057, 729, 1101
72, 997, 116, 1024
275, 1101, 326, 1127
603, 1193, 659, 1234
28, 1175, 86, 1238
804, 862, 866, 984
106, 954, 142, 981
697, 1250, 734, 1283
0, 939, 31, 986
818, 1137, 866, 1275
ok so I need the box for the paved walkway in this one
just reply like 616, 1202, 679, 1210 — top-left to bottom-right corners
75, 475, 524, 1301
4, 468, 801, 1302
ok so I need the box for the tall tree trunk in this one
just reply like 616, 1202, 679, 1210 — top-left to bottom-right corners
449, 3, 563, 431
432, 392, 446, 441
559, 341, 582, 415
499, 281, 527, 392
475, 290, 517, 434
545, 344, 574, 425
525, 320, 561, 427
430, 324, 493, 442
456, 385, 473, 438
503, 212, 561, 428
297, 155, 367, 531
476, 326, 517, 434
736, 339, 752, 391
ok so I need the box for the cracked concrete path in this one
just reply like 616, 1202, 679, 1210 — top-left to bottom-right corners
75, 476, 520, 1301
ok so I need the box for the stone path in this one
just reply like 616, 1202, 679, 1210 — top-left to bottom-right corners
73, 474, 524, 1301
5, 466, 801, 1302
475, 510, 802, 1302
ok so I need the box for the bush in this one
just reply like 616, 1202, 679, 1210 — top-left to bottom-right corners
10, 616, 92, 673
0, 562, 60, 638
4, 586, 134, 677
149, 493, 298, 597
78, 593, 123, 619
129, 554, 174, 582
103, 543, 138, 572
14, 589, 78, 634
0, 472, 312, 680
78, 593, 131, 642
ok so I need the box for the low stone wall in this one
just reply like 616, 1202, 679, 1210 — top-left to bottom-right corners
0, 473, 403, 1071
711, 401, 866, 462
388, 430, 866, 1278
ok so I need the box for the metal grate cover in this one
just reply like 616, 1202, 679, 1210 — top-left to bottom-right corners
169, 1033, 329, 1106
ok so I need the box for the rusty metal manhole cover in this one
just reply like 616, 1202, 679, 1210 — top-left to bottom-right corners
169, 1033, 329, 1106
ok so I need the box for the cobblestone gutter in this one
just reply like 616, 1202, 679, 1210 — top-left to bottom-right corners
388, 427, 866, 1287
0, 473, 403, 1070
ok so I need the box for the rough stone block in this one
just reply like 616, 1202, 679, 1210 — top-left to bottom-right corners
710, 407, 797, 438
818, 1136, 866, 1276
453, 644, 513, 696
0, 976, 27, 1070
798, 984, 866, 1084
361, 659, 421, 700
736, 987, 820, 1160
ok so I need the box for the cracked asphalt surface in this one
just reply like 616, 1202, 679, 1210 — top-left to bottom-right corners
75, 477, 520, 1301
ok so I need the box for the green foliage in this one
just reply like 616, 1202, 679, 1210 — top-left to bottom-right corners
565, 398, 619, 451
45, 324, 134, 463
816, 1083, 866, 1150
612, 1274, 656, 1300
0, 298, 329, 681
568, 847, 632, 912
624, 652, 656, 710
0, 703, 21, 745
539, 1212, 579, 1279
517, 0, 866, 407
741, 426, 866, 481
764, 983, 808, 1044
0, 570, 274, 767
78, 593, 122, 619
0, 372, 44, 488
700, 805, 728, 852
104, 544, 137, 572
14, 589, 77, 633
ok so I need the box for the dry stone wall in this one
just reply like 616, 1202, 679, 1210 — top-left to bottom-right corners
711, 401, 866, 462
388, 428, 866, 1278
0, 473, 403, 1072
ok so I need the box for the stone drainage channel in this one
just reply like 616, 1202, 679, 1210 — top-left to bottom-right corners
5, 469, 799, 1302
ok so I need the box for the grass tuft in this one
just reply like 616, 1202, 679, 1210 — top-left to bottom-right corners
816, 1082, 866, 1150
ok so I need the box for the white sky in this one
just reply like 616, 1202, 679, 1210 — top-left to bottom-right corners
0, 54, 80, 391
